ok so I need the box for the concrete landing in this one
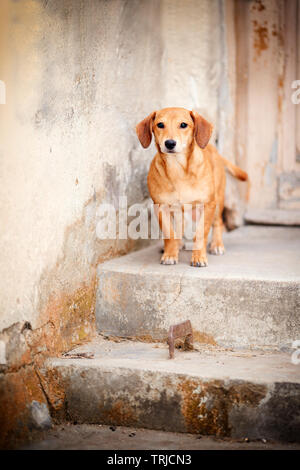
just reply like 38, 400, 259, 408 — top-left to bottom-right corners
23, 424, 300, 450
44, 337, 300, 442
95, 226, 300, 349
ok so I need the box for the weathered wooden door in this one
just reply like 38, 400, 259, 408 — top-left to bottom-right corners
235, 0, 300, 222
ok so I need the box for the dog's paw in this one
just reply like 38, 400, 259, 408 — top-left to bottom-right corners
190, 251, 208, 267
208, 243, 225, 256
160, 252, 178, 265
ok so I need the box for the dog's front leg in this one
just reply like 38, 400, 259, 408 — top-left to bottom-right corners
156, 204, 181, 265
191, 201, 216, 267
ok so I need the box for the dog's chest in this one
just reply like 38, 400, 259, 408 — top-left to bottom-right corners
158, 177, 210, 205
164, 157, 209, 203
151, 153, 213, 206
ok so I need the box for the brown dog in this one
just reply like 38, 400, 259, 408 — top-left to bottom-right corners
136, 107, 248, 267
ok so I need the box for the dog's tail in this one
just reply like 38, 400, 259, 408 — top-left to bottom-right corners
220, 156, 248, 181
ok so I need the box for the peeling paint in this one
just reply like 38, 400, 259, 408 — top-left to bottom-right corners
0, 366, 48, 448
178, 380, 229, 436
178, 379, 268, 437
99, 400, 136, 427
252, 0, 266, 13
0, 187, 149, 447
253, 20, 269, 57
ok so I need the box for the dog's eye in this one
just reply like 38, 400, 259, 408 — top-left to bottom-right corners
157, 122, 164, 128
180, 122, 188, 128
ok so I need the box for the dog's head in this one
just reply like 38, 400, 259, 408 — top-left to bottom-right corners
136, 107, 213, 154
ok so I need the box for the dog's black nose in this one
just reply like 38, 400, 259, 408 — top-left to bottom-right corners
165, 139, 176, 150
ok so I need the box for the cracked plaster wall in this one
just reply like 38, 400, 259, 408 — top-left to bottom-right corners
0, 0, 226, 334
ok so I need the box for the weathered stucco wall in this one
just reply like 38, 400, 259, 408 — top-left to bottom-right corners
0, 0, 164, 334
160, 0, 222, 129
0, 0, 233, 337
0, 0, 230, 446
0, 0, 165, 447
297, 0, 300, 160
298, 0, 300, 160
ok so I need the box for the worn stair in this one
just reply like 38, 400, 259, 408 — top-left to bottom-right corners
43, 337, 300, 442
41, 226, 300, 443
95, 226, 300, 350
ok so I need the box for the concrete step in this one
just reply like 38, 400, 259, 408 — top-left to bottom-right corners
43, 337, 300, 442
245, 209, 300, 226
22, 423, 300, 450
95, 226, 300, 350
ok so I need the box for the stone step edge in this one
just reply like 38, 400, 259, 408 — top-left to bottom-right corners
42, 355, 300, 443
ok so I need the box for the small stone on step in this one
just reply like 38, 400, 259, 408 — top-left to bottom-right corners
29, 401, 52, 430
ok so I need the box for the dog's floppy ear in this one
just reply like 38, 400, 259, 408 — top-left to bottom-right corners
190, 110, 213, 149
136, 111, 156, 148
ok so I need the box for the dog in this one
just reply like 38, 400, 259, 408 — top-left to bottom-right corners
136, 107, 248, 267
